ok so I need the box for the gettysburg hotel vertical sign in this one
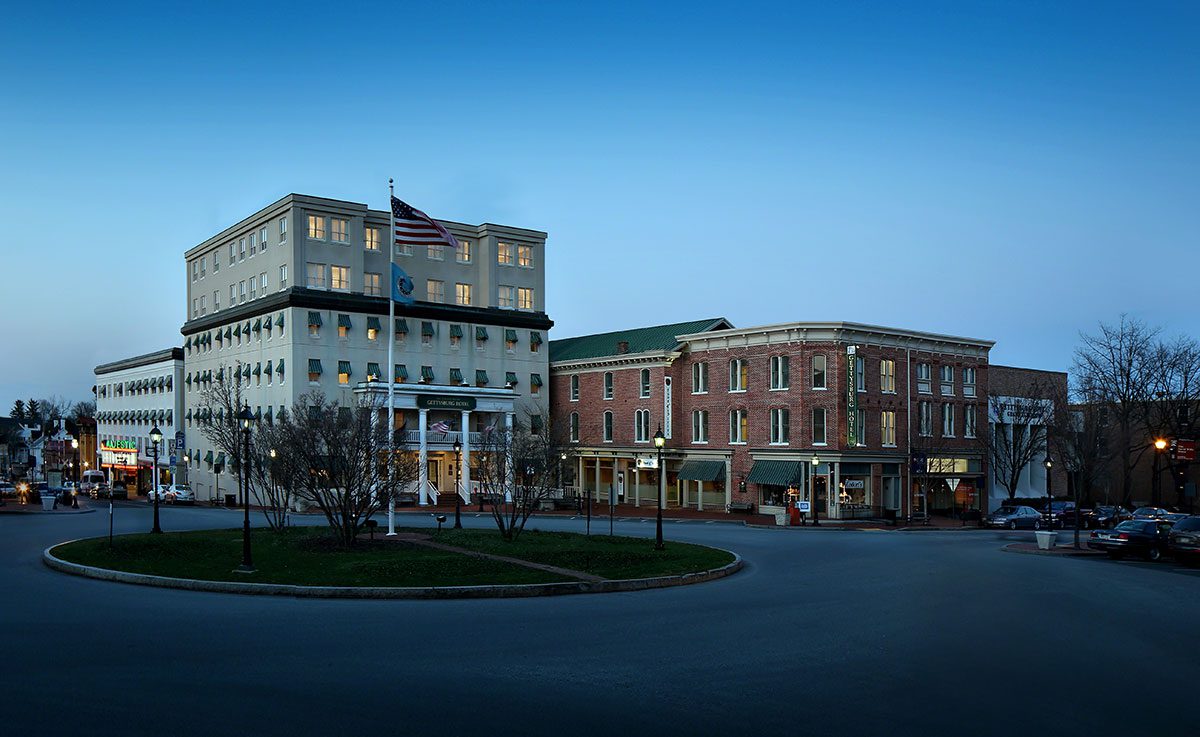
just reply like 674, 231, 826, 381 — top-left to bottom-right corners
846, 346, 858, 447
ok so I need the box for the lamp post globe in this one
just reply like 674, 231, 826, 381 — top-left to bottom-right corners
149, 425, 163, 533
70, 438, 80, 508
1043, 456, 1054, 529
236, 404, 257, 573
653, 426, 666, 551
810, 455, 821, 526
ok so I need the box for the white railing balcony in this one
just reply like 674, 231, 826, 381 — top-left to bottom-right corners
398, 430, 483, 446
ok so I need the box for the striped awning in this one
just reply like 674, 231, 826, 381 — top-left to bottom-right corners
367, 362, 381, 380
475, 326, 489, 341
678, 461, 725, 482
421, 321, 435, 337
395, 318, 408, 334
367, 316, 381, 331
395, 364, 408, 382
308, 359, 322, 374
449, 324, 464, 338
337, 314, 352, 329
308, 311, 322, 327
745, 460, 803, 487
275, 313, 284, 328
449, 368, 463, 383
475, 369, 488, 385
505, 329, 518, 343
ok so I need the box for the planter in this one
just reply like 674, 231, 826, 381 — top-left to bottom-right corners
774, 511, 789, 527
40, 495, 56, 512
1035, 530, 1058, 550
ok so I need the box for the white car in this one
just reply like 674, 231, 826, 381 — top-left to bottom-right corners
152, 484, 195, 505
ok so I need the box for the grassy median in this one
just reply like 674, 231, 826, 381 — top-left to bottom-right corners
51, 526, 734, 587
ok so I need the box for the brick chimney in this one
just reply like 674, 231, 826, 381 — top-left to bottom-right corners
616, 340, 630, 354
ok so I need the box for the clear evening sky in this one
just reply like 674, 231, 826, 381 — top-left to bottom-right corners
1, 1, 1197, 412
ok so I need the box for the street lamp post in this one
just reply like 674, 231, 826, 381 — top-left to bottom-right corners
811, 455, 821, 527
653, 426, 665, 551
149, 425, 163, 533
453, 438, 463, 529
71, 439, 80, 508
236, 404, 256, 573
1043, 456, 1054, 531
1153, 438, 1168, 506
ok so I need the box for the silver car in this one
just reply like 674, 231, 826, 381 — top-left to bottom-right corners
986, 505, 1048, 530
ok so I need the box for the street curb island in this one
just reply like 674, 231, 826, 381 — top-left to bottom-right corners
42, 539, 744, 600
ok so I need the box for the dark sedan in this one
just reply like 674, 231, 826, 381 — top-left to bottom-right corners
1088, 519, 1175, 561
1062, 505, 1132, 529
1167, 516, 1200, 565
986, 505, 1047, 530
1131, 506, 1175, 520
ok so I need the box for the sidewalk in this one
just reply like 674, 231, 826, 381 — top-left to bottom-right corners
0, 500, 95, 515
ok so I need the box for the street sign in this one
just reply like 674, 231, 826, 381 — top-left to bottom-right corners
1175, 439, 1195, 462
636, 456, 659, 470
946, 478, 961, 493
798, 501, 811, 513
169, 456, 177, 466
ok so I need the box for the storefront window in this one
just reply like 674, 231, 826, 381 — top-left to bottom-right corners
760, 484, 788, 507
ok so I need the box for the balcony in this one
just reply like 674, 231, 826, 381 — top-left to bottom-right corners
396, 430, 484, 447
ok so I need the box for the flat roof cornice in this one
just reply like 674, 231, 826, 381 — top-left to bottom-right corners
678, 321, 995, 353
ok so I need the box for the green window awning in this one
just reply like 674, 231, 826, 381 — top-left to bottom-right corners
395, 318, 408, 334
204, 451, 214, 464
214, 453, 226, 469
530, 331, 543, 345
308, 311, 322, 327
337, 314, 352, 329
395, 364, 408, 381
475, 326, 489, 341
420, 365, 434, 382
265, 406, 273, 423
367, 316, 381, 331
475, 369, 488, 385
185, 336, 192, 349
276, 359, 284, 374
338, 361, 352, 375
223, 327, 231, 342
449, 324, 464, 338
186, 408, 192, 420
233, 324, 241, 337
253, 363, 261, 376
421, 321, 435, 337
254, 407, 262, 420
185, 374, 192, 387
530, 373, 543, 387
242, 364, 251, 378
244, 321, 251, 334
308, 359, 323, 374
253, 318, 262, 332
215, 331, 223, 344
745, 460, 803, 487
264, 360, 272, 375
449, 368, 463, 383
505, 329, 518, 343
678, 460, 726, 482
505, 371, 518, 385
367, 362, 381, 380
275, 313, 284, 328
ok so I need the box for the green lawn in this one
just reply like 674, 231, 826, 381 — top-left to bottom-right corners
51, 526, 735, 587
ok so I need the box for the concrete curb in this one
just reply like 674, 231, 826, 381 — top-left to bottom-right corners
0, 507, 96, 516
1000, 542, 1105, 558
42, 538, 743, 600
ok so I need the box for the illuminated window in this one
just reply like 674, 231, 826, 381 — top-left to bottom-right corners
338, 361, 351, 386
330, 265, 349, 291
729, 409, 748, 444
455, 283, 472, 306
427, 244, 443, 261
330, 218, 348, 243
881, 360, 896, 393
517, 287, 534, 310
497, 242, 514, 265
337, 314, 351, 338
365, 227, 380, 251
426, 279, 444, 303
456, 239, 472, 263
308, 215, 325, 239
395, 240, 411, 257
518, 244, 533, 268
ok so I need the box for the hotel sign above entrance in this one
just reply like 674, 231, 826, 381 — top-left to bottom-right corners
416, 395, 477, 411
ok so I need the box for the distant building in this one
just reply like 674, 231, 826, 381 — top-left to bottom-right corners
94, 348, 185, 492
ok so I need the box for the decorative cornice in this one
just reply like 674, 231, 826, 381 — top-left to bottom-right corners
95, 348, 184, 375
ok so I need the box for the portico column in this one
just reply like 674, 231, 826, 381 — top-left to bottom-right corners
418, 408, 428, 506
460, 410, 471, 502
593, 455, 601, 503
634, 468, 640, 507
697, 480, 704, 511
504, 412, 514, 502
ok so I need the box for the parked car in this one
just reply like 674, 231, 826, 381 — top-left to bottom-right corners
0, 481, 15, 497
1088, 519, 1175, 561
1131, 506, 1175, 520
108, 483, 128, 501
1167, 515, 1200, 565
1084, 506, 1134, 528
80, 470, 105, 496
1162, 512, 1189, 524
986, 505, 1048, 530
152, 484, 194, 504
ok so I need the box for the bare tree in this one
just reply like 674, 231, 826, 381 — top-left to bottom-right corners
270, 391, 418, 548
473, 413, 573, 541
1140, 335, 1200, 505
246, 419, 295, 531
981, 386, 1053, 501
1073, 316, 1158, 508
71, 400, 97, 423
195, 364, 249, 505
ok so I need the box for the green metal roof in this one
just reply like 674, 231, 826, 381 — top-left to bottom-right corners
549, 318, 731, 363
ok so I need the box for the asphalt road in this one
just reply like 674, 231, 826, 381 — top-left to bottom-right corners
3, 502, 1197, 737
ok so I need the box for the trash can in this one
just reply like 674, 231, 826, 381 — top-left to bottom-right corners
225, 494, 238, 508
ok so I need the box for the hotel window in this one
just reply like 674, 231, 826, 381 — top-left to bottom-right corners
337, 314, 351, 338
307, 359, 322, 383
729, 409, 748, 444
570, 375, 579, 401
228, 242, 235, 263
200, 257, 207, 278
940, 365, 955, 395
456, 239, 472, 263
855, 356, 865, 392
199, 295, 206, 315
279, 264, 288, 289
964, 404, 977, 438
690, 362, 709, 394
603, 411, 613, 442
812, 408, 827, 445
603, 371, 613, 399
338, 361, 351, 386
517, 244, 533, 268
365, 227, 381, 252
307, 311, 322, 338
229, 284, 236, 305
882, 411, 897, 446
455, 282, 472, 306
569, 412, 579, 442
963, 367, 977, 397
330, 265, 349, 291
306, 263, 326, 289
770, 408, 789, 445
634, 409, 650, 443
367, 317, 380, 341
248, 275, 257, 300
364, 272, 382, 296
498, 242, 514, 265
249, 232, 256, 256
918, 401, 932, 436
917, 363, 932, 394
365, 363, 381, 381
213, 290, 220, 312
449, 367, 464, 386
239, 280, 247, 303
530, 331, 542, 353
475, 326, 489, 349
421, 321, 435, 346
812, 354, 827, 389
856, 408, 866, 446
729, 358, 748, 392
239, 237, 246, 260
427, 279, 445, 303
212, 252, 219, 273
640, 368, 651, 398
330, 218, 348, 243
942, 403, 955, 437
448, 324, 463, 347
505, 329, 517, 351
279, 217, 287, 242
498, 285, 515, 308
395, 240, 411, 257
427, 243, 444, 261
256, 272, 265, 293
259, 226, 267, 248
191, 261, 197, 282
531, 374, 543, 396
881, 359, 896, 393
517, 287, 534, 310
692, 410, 709, 443
770, 355, 789, 390
307, 214, 325, 239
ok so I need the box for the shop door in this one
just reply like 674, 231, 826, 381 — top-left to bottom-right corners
814, 476, 828, 516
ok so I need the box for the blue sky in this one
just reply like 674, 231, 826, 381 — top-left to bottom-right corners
1, 1, 1197, 412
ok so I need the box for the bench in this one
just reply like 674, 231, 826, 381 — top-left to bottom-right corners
552, 497, 579, 511
728, 502, 755, 514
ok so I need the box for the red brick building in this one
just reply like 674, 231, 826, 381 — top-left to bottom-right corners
550, 319, 994, 520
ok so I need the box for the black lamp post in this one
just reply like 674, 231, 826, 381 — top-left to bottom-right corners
653, 426, 665, 551
71, 438, 80, 508
236, 404, 256, 573
453, 438, 463, 529
811, 455, 821, 526
149, 425, 163, 533
1043, 456, 1054, 530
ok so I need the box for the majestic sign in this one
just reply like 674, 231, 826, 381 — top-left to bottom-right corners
663, 376, 673, 439
416, 395, 476, 411
846, 346, 858, 446
101, 443, 137, 469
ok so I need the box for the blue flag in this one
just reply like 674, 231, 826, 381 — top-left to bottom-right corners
391, 263, 415, 305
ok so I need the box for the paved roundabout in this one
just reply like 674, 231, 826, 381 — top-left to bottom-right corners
4, 502, 1199, 737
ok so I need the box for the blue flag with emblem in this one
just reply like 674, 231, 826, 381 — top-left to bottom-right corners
391, 263, 415, 305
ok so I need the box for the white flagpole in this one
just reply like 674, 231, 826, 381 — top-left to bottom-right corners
386, 178, 397, 536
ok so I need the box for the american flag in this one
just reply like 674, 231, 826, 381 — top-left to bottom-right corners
392, 196, 458, 250
429, 421, 451, 434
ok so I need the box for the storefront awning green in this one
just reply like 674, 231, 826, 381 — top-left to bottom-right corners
678, 460, 725, 482
745, 460, 803, 487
